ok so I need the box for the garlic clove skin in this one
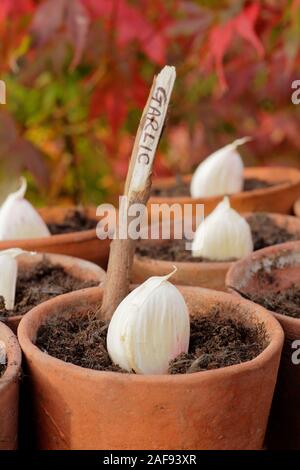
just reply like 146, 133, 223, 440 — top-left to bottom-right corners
0, 340, 6, 365
0, 178, 50, 240
192, 196, 253, 261
107, 267, 190, 375
190, 137, 252, 198
0, 248, 36, 310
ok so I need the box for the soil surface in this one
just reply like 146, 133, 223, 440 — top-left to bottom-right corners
243, 284, 300, 319
137, 238, 220, 263
247, 213, 298, 251
136, 213, 298, 262
0, 363, 6, 378
151, 177, 275, 198
36, 307, 267, 374
169, 309, 267, 373
47, 209, 97, 234
0, 261, 98, 318
37, 314, 124, 373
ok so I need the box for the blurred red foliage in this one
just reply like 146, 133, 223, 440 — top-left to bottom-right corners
0, 0, 299, 203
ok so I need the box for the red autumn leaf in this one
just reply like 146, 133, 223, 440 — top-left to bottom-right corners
141, 33, 166, 65
234, 2, 264, 58
207, 2, 264, 93
30, 0, 66, 45
66, 0, 90, 69
83, 0, 167, 64
115, 0, 166, 64
132, 72, 148, 108
82, 0, 112, 18
208, 22, 234, 92
30, 0, 90, 68
0, 111, 50, 189
90, 84, 128, 133
0, 1, 11, 24
0, 0, 33, 23
15, 139, 51, 190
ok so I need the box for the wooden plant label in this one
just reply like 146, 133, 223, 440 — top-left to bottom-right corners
101, 65, 176, 321
126, 65, 176, 200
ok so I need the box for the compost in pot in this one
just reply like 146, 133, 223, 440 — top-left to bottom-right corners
0, 259, 98, 319
47, 209, 97, 235
239, 267, 300, 319
152, 177, 275, 198
137, 212, 299, 262
36, 287, 268, 375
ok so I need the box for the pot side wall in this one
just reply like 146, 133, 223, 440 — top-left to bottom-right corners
18, 286, 283, 450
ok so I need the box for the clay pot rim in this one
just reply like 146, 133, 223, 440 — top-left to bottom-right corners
3, 252, 105, 328
18, 286, 284, 383
135, 212, 300, 270
0, 206, 100, 249
293, 197, 300, 217
0, 322, 21, 386
226, 240, 300, 328
150, 166, 300, 203
134, 253, 232, 271
1, 227, 98, 248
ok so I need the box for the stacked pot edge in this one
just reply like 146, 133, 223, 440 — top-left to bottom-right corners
226, 240, 300, 449
3, 252, 106, 333
0, 322, 22, 450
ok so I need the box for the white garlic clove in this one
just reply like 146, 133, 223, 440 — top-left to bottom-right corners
190, 137, 252, 198
192, 196, 253, 261
0, 340, 6, 365
0, 178, 51, 240
0, 248, 36, 310
107, 267, 190, 375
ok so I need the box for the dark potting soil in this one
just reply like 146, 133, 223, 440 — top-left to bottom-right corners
136, 213, 298, 262
137, 238, 219, 263
169, 310, 267, 373
0, 362, 6, 378
242, 213, 297, 251
151, 177, 275, 198
0, 261, 98, 318
36, 307, 267, 374
242, 284, 300, 319
47, 209, 97, 234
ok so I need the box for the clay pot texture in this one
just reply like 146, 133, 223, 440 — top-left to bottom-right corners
0, 206, 111, 269
226, 240, 300, 449
18, 286, 283, 450
1, 252, 106, 334
149, 167, 300, 216
132, 213, 300, 291
0, 322, 21, 449
293, 197, 300, 217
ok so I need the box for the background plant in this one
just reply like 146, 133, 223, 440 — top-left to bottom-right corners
0, 0, 299, 205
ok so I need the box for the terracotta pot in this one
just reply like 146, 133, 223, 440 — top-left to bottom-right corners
293, 197, 300, 217
0, 322, 21, 449
1, 252, 106, 334
149, 167, 300, 216
0, 206, 111, 269
226, 240, 300, 449
18, 286, 283, 450
132, 213, 300, 291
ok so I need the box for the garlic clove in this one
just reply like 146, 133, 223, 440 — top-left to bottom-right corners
0, 248, 36, 310
0, 340, 6, 365
190, 137, 252, 198
0, 178, 50, 240
192, 196, 253, 261
107, 267, 190, 375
